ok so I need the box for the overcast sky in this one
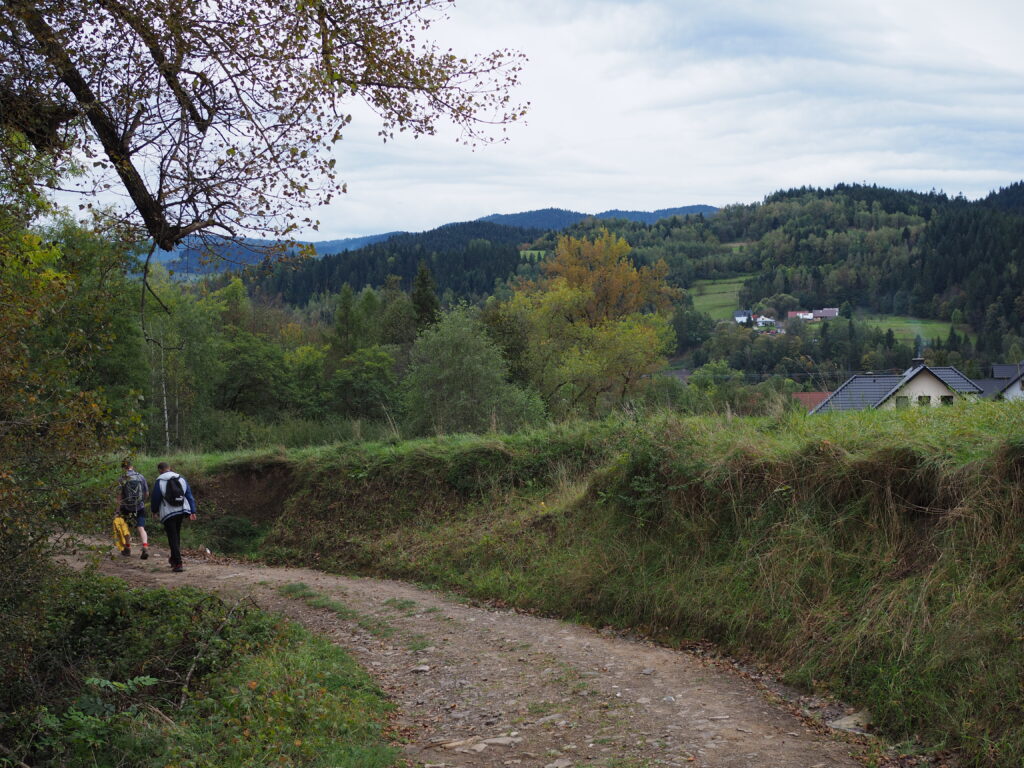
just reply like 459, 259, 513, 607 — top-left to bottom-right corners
309, 0, 1024, 239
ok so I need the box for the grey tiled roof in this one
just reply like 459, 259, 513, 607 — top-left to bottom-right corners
974, 378, 1007, 399
929, 367, 983, 394
811, 364, 982, 414
992, 362, 1024, 379
811, 375, 902, 413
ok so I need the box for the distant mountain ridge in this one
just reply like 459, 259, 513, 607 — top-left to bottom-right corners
159, 204, 716, 275
250, 220, 543, 304
158, 231, 403, 273
478, 205, 718, 230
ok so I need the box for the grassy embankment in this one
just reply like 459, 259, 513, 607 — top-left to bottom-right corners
164, 404, 1024, 767
1, 571, 399, 768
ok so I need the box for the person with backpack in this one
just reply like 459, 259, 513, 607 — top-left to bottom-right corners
116, 460, 150, 559
150, 462, 197, 573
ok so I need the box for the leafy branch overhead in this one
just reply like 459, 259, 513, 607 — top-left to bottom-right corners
0, 0, 528, 249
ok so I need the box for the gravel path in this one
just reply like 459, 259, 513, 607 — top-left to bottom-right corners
74, 543, 868, 768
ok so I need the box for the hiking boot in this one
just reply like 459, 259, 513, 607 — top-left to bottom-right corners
172, 565, 184, 573
121, 547, 131, 557
140, 548, 149, 560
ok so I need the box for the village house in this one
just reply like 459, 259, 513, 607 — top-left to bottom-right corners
733, 310, 753, 324
782, 308, 839, 322
970, 361, 1024, 399
995, 369, 1024, 401
810, 359, 982, 414
733, 310, 779, 330
737, 307, 836, 331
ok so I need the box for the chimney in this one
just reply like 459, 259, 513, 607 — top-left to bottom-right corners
903, 357, 926, 376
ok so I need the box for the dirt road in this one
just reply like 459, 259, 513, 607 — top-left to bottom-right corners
77, 544, 870, 768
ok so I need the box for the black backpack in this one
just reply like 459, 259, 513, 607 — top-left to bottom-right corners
122, 472, 145, 509
164, 475, 186, 507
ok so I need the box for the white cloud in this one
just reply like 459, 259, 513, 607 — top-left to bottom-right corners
298, 0, 1024, 238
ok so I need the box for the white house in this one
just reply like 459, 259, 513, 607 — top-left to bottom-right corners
733, 310, 753, 324
810, 360, 982, 414
996, 370, 1024, 402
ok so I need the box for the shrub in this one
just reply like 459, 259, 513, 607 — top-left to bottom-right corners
1, 569, 398, 768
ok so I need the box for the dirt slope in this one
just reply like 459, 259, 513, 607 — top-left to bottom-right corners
75, 544, 869, 768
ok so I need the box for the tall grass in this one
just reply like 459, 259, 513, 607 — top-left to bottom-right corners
182, 402, 1024, 767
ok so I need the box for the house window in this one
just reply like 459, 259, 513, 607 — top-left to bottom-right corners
918, 395, 931, 406
895, 396, 909, 409
941, 395, 954, 405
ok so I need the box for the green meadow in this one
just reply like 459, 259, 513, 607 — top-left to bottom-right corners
689, 274, 755, 319
858, 313, 966, 344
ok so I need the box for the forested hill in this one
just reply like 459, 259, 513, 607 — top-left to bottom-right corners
479, 204, 717, 229
983, 180, 1024, 212
160, 231, 402, 274
718, 184, 1024, 353
165, 204, 718, 275
525, 184, 1022, 351
244, 181, 1024, 362
249, 220, 542, 304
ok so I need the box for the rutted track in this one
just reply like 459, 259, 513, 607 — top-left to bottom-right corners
72, 543, 867, 768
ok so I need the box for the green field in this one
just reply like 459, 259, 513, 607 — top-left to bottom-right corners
685, 286, 969, 345
858, 313, 969, 344
689, 274, 755, 319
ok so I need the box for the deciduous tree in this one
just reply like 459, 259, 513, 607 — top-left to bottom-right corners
331, 345, 399, 421
404, 306, 542, 435
1, 0, 527, 250
510, 231, 678, 416
0, 216, 135, 695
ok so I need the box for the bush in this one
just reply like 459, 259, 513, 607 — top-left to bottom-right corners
403, 306, 545, 436
0, 569, 398, 768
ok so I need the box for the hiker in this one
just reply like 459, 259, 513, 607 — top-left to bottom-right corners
115, 459, 150, 559
151, 462, 197, 573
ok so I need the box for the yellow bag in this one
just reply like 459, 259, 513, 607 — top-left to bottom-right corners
113, 515, 131, 551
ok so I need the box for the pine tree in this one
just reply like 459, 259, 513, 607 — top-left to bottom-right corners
327, 284, 357, 364
412, 260, 441, 330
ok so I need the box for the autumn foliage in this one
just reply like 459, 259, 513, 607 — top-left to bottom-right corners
0, 221, 138, 701
541, 229, 678, 323
509, 230, 678, 416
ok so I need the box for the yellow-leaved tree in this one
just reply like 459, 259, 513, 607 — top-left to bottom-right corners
508, 230, 678, 417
